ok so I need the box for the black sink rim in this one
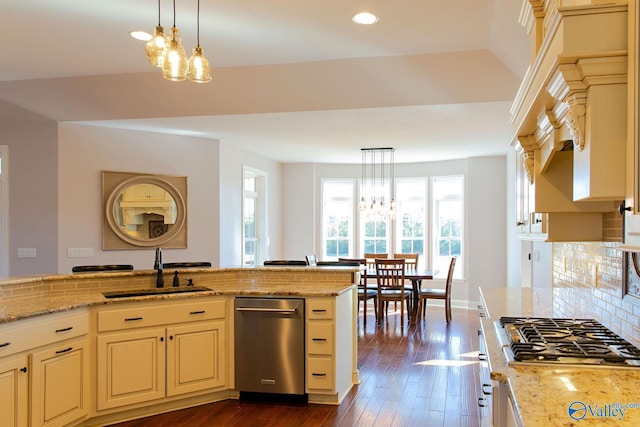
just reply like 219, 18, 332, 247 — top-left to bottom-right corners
102, 286, 212, 299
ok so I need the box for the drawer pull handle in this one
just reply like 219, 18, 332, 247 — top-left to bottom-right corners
0, 342, 10, 348
478, 397, 487, 408
124, 317, 143, 322
311, 373, 327, 377
56, 347, 73, 355
478, 312, 486, 318
190, 310, 205, 315
312, 338, 327, 342
55, 326, 73, 333
482, 384, 492, 395
312, 309, 327, 313
478, 353, 487, 361
20, 367, 27, 373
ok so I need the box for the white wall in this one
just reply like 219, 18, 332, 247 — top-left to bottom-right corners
281, 163, 316, 260
466, 156, 507, 304
0, 100, 58, 275
58, 124, 221, 272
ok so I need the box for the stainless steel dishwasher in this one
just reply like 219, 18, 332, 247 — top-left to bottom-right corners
234, 297, 305, 396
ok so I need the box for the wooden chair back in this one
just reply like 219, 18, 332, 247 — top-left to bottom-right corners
393, 253, 419, 270
444, 257, 457, 297
374, 258, 405, 291
365, 253, 388, 269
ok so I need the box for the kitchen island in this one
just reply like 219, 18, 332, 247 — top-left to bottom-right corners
479, 287, 640, 426
0, 267, 359, 426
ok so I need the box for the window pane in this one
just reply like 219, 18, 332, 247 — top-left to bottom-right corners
322, 180, 353, 260
433, 176, 463, 279
395, 179, 426, 268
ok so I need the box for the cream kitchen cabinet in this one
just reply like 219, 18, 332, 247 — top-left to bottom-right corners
512, 1, 626, 241
305, 292, 354, 404
31, 337, 89, 427
0, 354, 28, 427
95, 297, 227, 411
623, 1, 640, 248
0, 308, 89, 427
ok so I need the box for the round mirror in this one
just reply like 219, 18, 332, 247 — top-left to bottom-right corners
105, 175, 186, 247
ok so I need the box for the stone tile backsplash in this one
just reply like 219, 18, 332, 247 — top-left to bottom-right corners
553, 241, 640, 347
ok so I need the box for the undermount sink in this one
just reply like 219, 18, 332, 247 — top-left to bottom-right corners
102, 286, 212, 299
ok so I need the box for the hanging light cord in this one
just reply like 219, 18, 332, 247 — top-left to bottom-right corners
172, 0, 177, 28
156, 0, 161, 25
196, 0, 201, 47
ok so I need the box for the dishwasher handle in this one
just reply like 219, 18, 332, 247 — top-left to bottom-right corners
236, 307, 298, 314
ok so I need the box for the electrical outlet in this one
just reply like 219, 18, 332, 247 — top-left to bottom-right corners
562, 256, 567, 273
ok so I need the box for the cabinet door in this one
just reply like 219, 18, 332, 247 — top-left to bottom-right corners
30, 338, 89, 427
0, 355, 28, 427
97, 328, 166, 410
166, 320, 226, 396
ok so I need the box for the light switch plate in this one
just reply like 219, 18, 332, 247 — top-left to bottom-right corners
17, 248, 37, 258
68, 248, 94, 258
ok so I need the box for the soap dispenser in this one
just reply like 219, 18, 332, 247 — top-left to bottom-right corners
172, 271, 180, 287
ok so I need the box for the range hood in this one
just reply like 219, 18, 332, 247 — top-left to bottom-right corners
511, 0, 627, 207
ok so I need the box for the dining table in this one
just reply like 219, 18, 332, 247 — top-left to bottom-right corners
363, 268, 436, 324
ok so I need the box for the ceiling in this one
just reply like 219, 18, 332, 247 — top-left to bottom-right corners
0, 0, 529, 164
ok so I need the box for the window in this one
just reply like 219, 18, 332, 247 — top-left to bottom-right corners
322, 180, 353, 259
320, 174, 463, 279
395, 179, 426, 267
432, 176, 463, 279
243, 167, 267, 267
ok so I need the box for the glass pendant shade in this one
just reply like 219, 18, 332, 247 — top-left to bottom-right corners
162, 27, 188, 81
145, 25, 166, 67
187, 46, 212, 83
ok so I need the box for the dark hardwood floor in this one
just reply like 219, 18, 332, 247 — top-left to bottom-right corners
112, 303, 482, 427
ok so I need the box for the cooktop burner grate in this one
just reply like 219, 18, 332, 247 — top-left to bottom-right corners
498, 317, 640, 367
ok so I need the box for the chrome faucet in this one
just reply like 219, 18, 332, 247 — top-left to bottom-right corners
154, 248, 164, 288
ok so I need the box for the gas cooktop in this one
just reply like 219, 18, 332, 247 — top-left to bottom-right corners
495, 317, 640, 368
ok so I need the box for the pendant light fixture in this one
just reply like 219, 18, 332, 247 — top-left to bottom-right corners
162, 0, 189, 81
359, 148, 397, 220
187, 0, 212, 83
145, 0, 166, 67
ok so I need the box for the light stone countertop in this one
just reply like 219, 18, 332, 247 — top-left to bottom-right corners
0, 267, 357, 324
479, 287, 640, 426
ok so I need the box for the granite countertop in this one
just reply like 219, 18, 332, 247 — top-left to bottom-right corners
479, 287, 640, 426
0, 267, 356, 324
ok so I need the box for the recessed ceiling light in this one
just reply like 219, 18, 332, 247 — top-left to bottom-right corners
352, 12, 379, 25
130, 30, 152, 41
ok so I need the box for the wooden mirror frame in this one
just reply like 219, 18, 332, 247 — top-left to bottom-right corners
102, 171, 187, 249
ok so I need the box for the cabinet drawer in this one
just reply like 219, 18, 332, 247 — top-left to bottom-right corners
97, 298, 226, 332
0, 310, 88, 358
306, 299, 333, 320
307, 322, 333, 355
307, 356, 334, 391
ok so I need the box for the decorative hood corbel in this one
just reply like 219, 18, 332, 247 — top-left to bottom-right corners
564, 94, 587, 151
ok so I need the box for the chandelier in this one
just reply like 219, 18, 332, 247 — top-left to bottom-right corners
359, 148, 397, 220
145, 0, 212, 83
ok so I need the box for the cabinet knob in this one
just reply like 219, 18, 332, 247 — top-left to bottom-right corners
160, 337, 164, 342
516, 221, 524, 226
618, 202, 632, 216
20, 367, 27, 373
478, 397, 487, 408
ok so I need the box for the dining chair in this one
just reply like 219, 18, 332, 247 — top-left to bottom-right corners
418, 257, 456, 323
364, 253, 388, 270
375, 258, 411, 326
393, 253, 419, 271
305, 254, 318, 266
339, 257, 377, 326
